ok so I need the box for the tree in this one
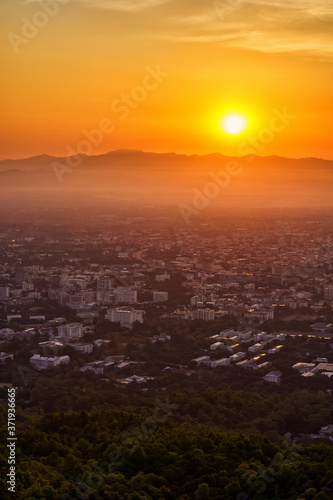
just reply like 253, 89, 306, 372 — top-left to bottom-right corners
195, 483, 210, 500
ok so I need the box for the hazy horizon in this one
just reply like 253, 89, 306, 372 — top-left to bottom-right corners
1, 148, 333, 163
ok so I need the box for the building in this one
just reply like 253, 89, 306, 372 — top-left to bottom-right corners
81, 360, 115, 375
153, 291, 169, 303
314, 357, 328, 363
210, 342, 223, 351
114, 287, 137, 304
58, 323, 83, 341
0, 352, 14, 364
96, 289, 112, 303
254, 332, 269, 342
219, 328, 251, 339
193, 308, 215, 321
227, 343, 240, 353
0, 329, 15, 340
324, 286, 333, 300
312, 363, 333, 373
30, 354, 70, 370
68, 343, 94, 354
211, 357, 230, 368
248, 343, 264, 353
190, 295, 207, 306
237, 359, 258, 370
155, 274, 170, 282
311, 323, 333, 333
263, 370, 282, 384
292, 362, 316, 374
191, 355, 211, 366
151, 333, 171, 343
0, 286, 9, 298
246, 308, 274, 323
67, 294, 84, 309
117, 375, 155, 384
97, 278, 113, 290
80, 360, 106, 375
105, 307, 144, 328
237, 330, 253, 341
229, 352, 246, 363
268, 345, 283, 354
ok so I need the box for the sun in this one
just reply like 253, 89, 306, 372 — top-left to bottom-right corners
221, 114, 247, 135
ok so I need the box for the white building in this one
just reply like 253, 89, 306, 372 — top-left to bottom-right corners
30, 354, 70, 370
81, 360, 115, 375
193, 308, 215, 321
263, 370, 282, 384
0, 329, 15, 340
155, 274, 170, 282
152, 333, 171, 343
237, 330, 253, 341
153, 291, 169, 303
248, 343, 264, 353
0, 352, 14, 364
211, 358, 230, 367
276, 333, 286, 341
254, 332, 269, 342
210, 342, 223, 351
68, 343, 94, 354
219, 328, 240, 338
105, 307, 144, 328
190, 295, 207, 306
227, 343, 240, 353
229, 352, 246, 363
191, 355, 211, 366
58, 323, 83, 341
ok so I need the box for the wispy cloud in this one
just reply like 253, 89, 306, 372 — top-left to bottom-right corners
76, 0, 170, 12
24, 0, 170, 11
163, 0, 333, 60
22, 0, 333, 59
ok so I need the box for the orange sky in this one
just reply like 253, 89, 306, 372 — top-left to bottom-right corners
1, 0, 333, 160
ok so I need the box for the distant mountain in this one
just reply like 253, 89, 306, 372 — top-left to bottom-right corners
0, 150, 332, 208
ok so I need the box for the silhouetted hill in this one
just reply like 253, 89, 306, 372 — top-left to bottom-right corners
0, 150, 332, 208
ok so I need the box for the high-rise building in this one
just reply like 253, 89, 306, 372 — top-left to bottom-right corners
58, 323, 83, 341
97, 278, 113, 290
105, 307, 144, 328
193, 308, 215, 321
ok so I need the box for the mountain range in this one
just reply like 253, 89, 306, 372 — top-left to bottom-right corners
0, 150, 332, 207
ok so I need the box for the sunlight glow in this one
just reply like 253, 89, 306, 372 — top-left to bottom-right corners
221, 114, 247, 135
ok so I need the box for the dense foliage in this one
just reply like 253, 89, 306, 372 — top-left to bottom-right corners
0, 404, 333, 499
0, 330, 332, 498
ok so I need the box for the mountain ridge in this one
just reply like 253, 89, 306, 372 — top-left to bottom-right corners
1, 149, 331, 169
0, 150, 332, 209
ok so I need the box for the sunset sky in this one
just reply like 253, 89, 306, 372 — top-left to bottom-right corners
1, 0, 332, 160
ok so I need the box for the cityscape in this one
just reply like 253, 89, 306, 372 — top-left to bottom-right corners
1, 0, 333, 498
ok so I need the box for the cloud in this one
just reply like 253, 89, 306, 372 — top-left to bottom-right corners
75, 0, 171, 12
22, 0, 333, 59
162, 0, 333, 60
